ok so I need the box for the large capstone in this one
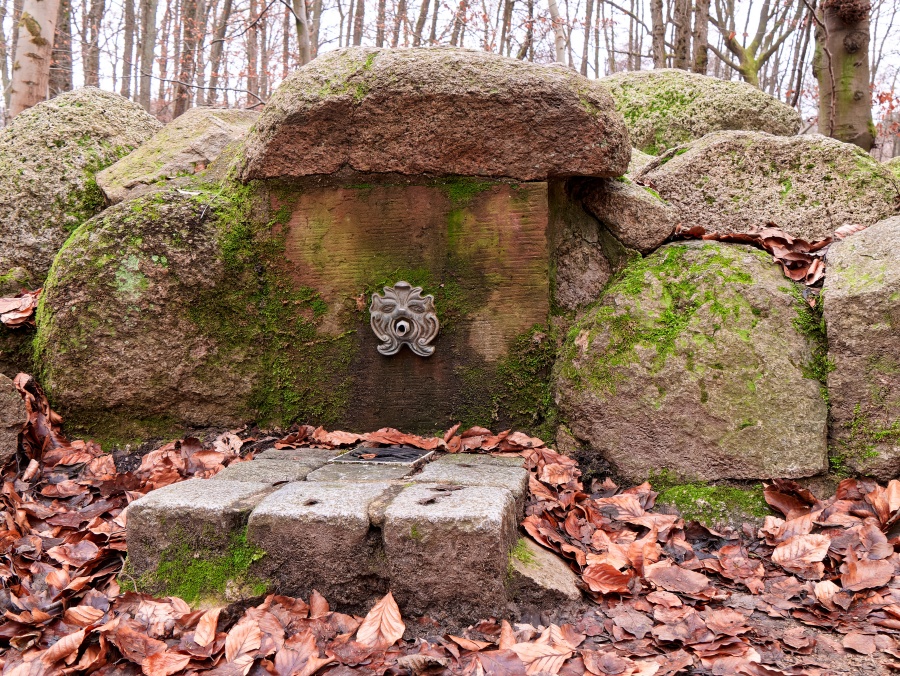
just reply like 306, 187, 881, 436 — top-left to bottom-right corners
0, 88, 161, 286
635, 131, 900, 241
600, 69, 801, 155
824, 216, 900, 480
239, 47, 629, 182
97, 107, 259, 204
554, 241, 828, 482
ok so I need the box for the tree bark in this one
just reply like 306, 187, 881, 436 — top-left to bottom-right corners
293, 0, 311, 64
172, 0, 199, 116
579, 0, 592, 74
247, 0, 259, 104
547, 0, 566, 62
692, 0, 710, 72
814, 0, 875, 149
450, 0, 468, 46
672, 0, 692, 68
81, 0, 104, 87
49, 0, 71, 95
9, 0, 60, 116
137, 0, 158, 111
375, 0, 386, 45
391, 0, 406, 47
311, 0, 321, 54
352, 0, 363, 45
120, 0, 135, 97
650, 0, 665, 66
205, 0, 230, 103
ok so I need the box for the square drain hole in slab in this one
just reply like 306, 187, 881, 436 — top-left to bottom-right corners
329, 445, 435, 468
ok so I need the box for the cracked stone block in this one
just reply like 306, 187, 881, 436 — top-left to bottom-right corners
210, 459, 318, 484
126, 479, 272, 576
306, 462, 413, 482
437, 453, 525, 468
410, 454, 529, 517
383, 483, 517, 620
247, 482, 392, 611
254, 448, 338, 465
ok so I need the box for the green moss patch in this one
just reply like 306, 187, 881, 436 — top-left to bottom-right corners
831, 404, 899, 476
121, 530, 267, 605
786, 286, 833, 403
651, 470, 771, 526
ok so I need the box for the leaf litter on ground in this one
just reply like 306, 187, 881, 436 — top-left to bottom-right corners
2, 373, 899, 674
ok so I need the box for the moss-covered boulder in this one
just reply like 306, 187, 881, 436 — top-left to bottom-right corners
628, 148, 655, 175
824, 216, 900, 480
0, 88, 162, 287
0, 374, 26, 467
554, 241, 828, 482
636, 131, 900, 241
96, 107, 258, 204
887, 155, 900, 181
240, 47, 630, 182
600, 69, 800, 155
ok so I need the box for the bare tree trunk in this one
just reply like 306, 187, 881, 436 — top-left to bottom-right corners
0, 0, 10, 106
260, 4, 269, 99
247, 0, 259, 104
650, 0, 665, 67
412, 0, 429, 45
428, 0, 439, 43
498, 0, 513, 54
311, 0, 322, 54
546, 0, 566, 62
156, 0, 171, 107
579, 0, 593, 74
137, 0, 158, 111
391, 0, 406, 46
120, 0, 135, 97
352, 0, 363, 44
82, 0, 105, 87
49, 0, 72, 95
376, 0, 386, 45
9, 0, 60, 115
814, 1, 875, 149
672, 0, 691, 68
292, 0, 311, 64
692, 0, 709, 73
789, 9, 813, 107
282, 0, 289, 77
172, 0, 199, 116
205, 0, 230, 103
450, 0, 468, 45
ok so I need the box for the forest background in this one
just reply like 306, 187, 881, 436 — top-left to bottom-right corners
0, 0, 898, 157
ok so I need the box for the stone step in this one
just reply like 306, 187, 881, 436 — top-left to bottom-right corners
124, 450, 560, 622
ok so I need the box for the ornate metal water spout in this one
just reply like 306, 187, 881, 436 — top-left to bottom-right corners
369, 281, 440, 357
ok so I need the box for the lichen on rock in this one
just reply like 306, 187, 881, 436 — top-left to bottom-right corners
599, 69, 801, 155
97, 107, 259, 204
554, 241, 828, 482
635, 131, 900, 241
824, 215, 900, 480
0, 88, 162, 286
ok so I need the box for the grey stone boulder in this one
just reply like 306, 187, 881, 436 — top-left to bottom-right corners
0, 374, 25, 467
576, 177, 678, 253
600, 69, 800, 155
383, 483, 517, 620
97, 108, 258, 204
635, 131, 900, 241
824, 216, 900, 480
240, 47, 630, 182
507, 538, 583, 607
0, 88, 161, 286
628, 148, 655, 175
126, 479, 273, 577
246, 482, 393, 611
554, 241, 828, 482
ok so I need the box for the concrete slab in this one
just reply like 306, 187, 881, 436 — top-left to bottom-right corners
383, 483, 517, 620
126, 479, 272, 576
247, 482, 393, 612
211, 459, 317, 484
254, 447, 339, 465
306, 462, 413, 483
409, 456, 529, 517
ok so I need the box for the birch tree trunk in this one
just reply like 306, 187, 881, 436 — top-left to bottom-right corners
292, 0, 311, 65
137, 0, 158, 111
9, 0, 60, 116
814, 0, 875, 149
547, 0, 566, 63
